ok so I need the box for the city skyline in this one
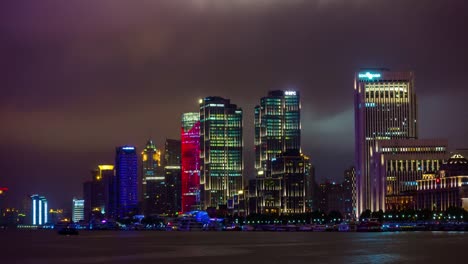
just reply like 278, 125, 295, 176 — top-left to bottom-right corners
1, 1, 468, 210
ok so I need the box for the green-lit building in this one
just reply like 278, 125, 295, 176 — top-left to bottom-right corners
199, 97, 243, 209
254, 90, 302, 214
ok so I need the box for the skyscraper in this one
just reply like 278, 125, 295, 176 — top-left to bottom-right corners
30, 194, 47, 225
199, 97, 243, 209
354, 69, 417, 215
181, 112, 201, 212
83, 165, 113, 221
164, 139, 182, 214
115, 146, 138, 218
255, 90, 301, 213
141, 140, 164, 215
72, 198, 84, 223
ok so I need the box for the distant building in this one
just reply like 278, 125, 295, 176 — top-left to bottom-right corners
72, 198, 84, 223
83, 165, 113, 221
181, 112, 201, 212
0, 187, 7, 209
141, 140, 165, 215
31, 194, 47, 225
164, 139, 181, 214
372, 139, 447, 211
0, 208, 22, 227
355, 69, 417, 215
115, 146, 138, 217
199, 97, 243, 209
48, 209, 64, 224
270, 150, 311, 214
343, 167, 356, 218
417, 154, 468, 211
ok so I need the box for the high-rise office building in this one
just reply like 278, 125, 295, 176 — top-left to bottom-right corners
181, 113, 201, 212
164, 139, 182, 214
141, 140, 165, 215
83, 165, 114, 221
354, 69, 417, 215
30, 194, 47, 225
255, 90, 301, 213
199, 97, 243, 209
72, 198, 84, 223
115, 146, 138, 218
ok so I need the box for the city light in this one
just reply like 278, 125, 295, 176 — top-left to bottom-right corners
358, 72, 381, 80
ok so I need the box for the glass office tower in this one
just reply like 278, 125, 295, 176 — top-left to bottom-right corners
255, 90, 301, 214
354, 69, 417, 216
115, 146, 138, 218
199, 97, 243, 209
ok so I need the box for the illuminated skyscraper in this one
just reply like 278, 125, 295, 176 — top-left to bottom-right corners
164, 139, 182, 213
141, 140, 164, 215
199, 97, 243, 209
181, 112, 201, 212
30, 194, 47, 225
255, 90, 301, 214
72, 198, 84, 223
354, 69, 417, 215
115, 146, 138, 217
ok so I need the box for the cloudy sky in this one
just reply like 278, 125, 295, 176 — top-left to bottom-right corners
1, 0, 467, 210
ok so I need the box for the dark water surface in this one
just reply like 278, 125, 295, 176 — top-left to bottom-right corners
0, 230, 466, 263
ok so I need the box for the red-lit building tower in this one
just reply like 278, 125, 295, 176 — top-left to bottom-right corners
181, 112, 201, 212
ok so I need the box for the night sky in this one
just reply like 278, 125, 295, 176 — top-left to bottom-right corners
1, 0, 467, 210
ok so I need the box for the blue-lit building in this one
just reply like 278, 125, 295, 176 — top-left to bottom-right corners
115, 146, 138, 218
30, 194, 47, 225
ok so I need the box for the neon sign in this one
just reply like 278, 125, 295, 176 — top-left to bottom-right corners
285, 91, 296, 96
122, 147, 135, 150
358, 72, 381, 80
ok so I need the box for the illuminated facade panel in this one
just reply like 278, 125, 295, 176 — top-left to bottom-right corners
181, 113, 201, 212
199, 97, 243, 209
115, 146, 138, 218
355, 69, 417, 216
30, 194, 47, 225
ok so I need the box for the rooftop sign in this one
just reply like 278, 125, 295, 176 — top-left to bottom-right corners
358, 72, 381, 80
285, 91, 296, 96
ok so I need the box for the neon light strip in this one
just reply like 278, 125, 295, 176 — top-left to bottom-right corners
33, 199, 37, 225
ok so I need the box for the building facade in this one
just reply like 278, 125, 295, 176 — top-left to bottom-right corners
254, 90, 301, 214
372, 139, 447, 211
181, 112, 201, 212
30, 194, 47, 225
270, 150, 311, 214
343, 167, 356, 218
199, 97, 243, 209
355, 69, 417, 215
72, 198, 84, 223
115, 146, 138, 218
164, 139, 182, 214
417, 154, 468, 211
